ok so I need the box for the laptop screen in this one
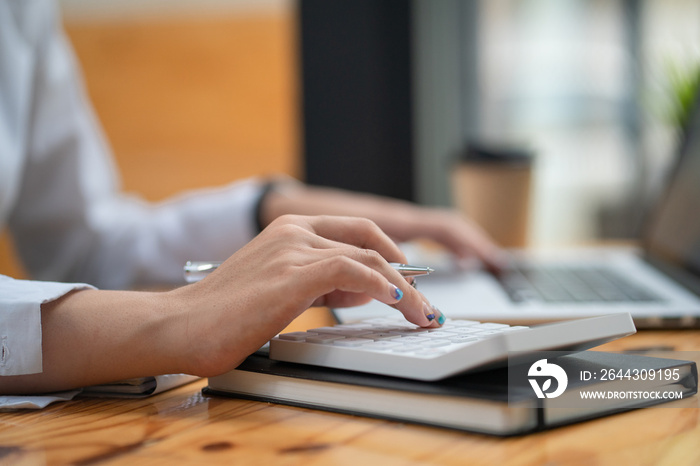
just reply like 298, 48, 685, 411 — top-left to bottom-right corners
645, 95, 700, 279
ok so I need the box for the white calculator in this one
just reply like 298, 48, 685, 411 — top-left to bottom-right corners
269, 314, 636, 381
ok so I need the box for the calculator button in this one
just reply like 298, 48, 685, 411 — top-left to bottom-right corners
310, 327, 372, 337
448, 326, 486, 334
332, 338, 373, 347
421, 340, 452, 348
364, 341, 403, 351
363, 318, 413, 327
338, 323, 376, 329
396, 336, 430, 344
278, 332, 316, 341
447, 336, 480, 344
479, 328, 508, 335
422, 330, 460, 338
363, 332, 402, 341
472, 323, 509, 330
449, 320, 481, 326
305, 335, 345, 344
388, 328, 431, 335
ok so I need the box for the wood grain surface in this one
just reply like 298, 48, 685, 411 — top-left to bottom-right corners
2, 314, 700, 466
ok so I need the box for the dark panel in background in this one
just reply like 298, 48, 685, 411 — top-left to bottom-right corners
299, 0, 414, 201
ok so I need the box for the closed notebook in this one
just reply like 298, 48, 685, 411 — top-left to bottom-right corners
81, 374, 199, 398
204, 349, 697, 436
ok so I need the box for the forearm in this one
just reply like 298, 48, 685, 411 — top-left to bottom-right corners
0, 289, 190, 394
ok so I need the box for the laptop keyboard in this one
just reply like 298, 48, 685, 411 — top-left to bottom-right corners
499, 266, 662, 303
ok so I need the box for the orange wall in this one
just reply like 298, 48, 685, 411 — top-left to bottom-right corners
0, 11, 301, 278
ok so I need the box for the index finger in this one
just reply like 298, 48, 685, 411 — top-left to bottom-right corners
301, 215, 407, 264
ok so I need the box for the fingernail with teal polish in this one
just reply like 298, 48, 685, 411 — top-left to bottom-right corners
433, 306, 446, 325
423, 301, 435, 321
393, 285, 403, 301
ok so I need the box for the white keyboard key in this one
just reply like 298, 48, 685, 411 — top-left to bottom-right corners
332, 338, 373, 347
448, 320, 481, 326
448, 327, 487, 335
478, 330, 510, 336
447, 335, 480, 344
363, 318, 413, 327
388, 328, 431, 335
338, 323, 376, 329
363, 333, 401, 341
420, 331, 461, 340
305, 335, 345, 344
278, 332, 316, 341
364, 341, 403, 351
421, 340, 452, 348
310, 327, 372, 337
395, 336, 430, 344
472, 323, 510, 330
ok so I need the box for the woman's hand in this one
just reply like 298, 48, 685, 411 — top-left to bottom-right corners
259, 179, 507, 273
175, 214, 443, 376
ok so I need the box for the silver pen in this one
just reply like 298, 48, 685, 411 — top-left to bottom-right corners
183, 260, 433, 283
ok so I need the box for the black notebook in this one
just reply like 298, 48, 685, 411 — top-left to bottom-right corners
204, 349, 697, 436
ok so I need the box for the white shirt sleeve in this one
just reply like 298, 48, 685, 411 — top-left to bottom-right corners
0, 276, 95, 376
7, 1, 265, 289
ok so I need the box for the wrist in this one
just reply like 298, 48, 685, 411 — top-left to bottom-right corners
163, 284, 256, 377
256, 176, 305, 230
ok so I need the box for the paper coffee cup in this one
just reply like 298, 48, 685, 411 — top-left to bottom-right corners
451, 144, 533, 248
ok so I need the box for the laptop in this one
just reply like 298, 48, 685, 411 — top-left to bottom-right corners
335, 96, 700, 328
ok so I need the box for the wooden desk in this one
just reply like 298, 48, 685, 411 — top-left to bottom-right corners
2, 310, 700, 465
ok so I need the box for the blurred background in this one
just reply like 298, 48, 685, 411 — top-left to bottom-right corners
1, 0, 699, 278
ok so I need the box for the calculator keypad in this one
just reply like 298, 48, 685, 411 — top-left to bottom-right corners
276, 318, 527, 358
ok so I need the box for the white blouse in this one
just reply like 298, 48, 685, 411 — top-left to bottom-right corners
0, 0, 264, 377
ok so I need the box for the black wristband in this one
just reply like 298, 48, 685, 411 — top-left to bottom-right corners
253, 180, 277, 234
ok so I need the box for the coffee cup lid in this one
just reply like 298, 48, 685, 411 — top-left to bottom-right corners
458, 142, 533, 166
